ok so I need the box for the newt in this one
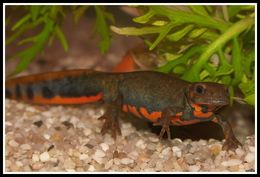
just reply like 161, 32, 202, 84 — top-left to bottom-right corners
5, 69, 242, 150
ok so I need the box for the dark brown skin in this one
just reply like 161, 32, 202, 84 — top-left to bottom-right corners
5, 69, 242, 150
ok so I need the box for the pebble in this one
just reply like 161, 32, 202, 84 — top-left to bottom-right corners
88, 165, 95, 172
79, 154, 89, 160
188, 165, 201, 172
135, 139, 146, 149
92, 156, 104, 164
16, 103, 25, 109
120, 158, 134, 165
172, 146, 182, 158
31, 162, 43, 170
39, 152, 50, 162
105, 159, 114, 169
8, 140, 19, 147
244, 153, 255, 163
5, 121, 12, 126
32, 154, 40, 162
83, 128, 92, 136
15, 161, 23, 167
94, 149, 106, 158
43, 134, 51, 140
64, 159, 76, 169
100, 143, 109, 152
20, 144, 31, 150
161, 147, 171, 156
148, 137, 159, 143
235, 148, 245, 157
249, 146, 255, 153
221, 159, 242, 166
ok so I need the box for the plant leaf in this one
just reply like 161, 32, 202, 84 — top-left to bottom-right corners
55, 25, 69, 52
133, 9, 155, 24
11, 14, 31, 31
189, 5, 209, 16
167, 24, 194, 42
94, 6, 111, 54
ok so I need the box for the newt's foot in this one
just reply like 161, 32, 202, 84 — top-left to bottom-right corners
98, 111, 121, 139
222, 136, 242, 150
153, 120, 171, 140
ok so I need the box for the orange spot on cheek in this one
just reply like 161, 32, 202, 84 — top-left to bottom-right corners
32, 93, 103, 104
191, 104, 213, 118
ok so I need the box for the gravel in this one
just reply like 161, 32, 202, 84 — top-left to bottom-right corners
4, 99, 255, 172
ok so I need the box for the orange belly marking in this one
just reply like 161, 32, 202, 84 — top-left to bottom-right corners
139, 107, 162, 122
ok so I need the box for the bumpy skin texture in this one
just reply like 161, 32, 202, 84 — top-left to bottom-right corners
5, 69, 242, 150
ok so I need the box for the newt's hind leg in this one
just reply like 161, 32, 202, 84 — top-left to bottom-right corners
98, 96, 122, 139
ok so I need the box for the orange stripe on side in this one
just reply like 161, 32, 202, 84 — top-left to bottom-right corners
29, 93, 103, 105
139, 107, 162, 122
127, 105, 142, 118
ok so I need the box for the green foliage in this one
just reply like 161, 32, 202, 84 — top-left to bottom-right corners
6, 5, 113, 76
110, 5, 255, 105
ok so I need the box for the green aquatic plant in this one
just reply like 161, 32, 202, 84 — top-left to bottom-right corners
110, 5, 255, 106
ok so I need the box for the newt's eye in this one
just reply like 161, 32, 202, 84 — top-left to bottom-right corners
195, 85, 205, 94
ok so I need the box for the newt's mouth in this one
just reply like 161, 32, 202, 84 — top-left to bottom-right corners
200, 104, 226, 112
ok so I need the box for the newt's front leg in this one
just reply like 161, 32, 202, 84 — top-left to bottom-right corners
213, 116, 242, 150
153, 107, 183, 140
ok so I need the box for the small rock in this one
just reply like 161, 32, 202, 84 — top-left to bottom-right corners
148, 136, 159, 143
209, 144, 222, 156
15, 161, 23, 167
43, 134, 51, 140
100, 143, 109, 152
235, 148, 244, 156
39, 152, 50, 162
32, 154, 40, 162
121, 158, 134, 165
31, 162, 43, 170
92, 156, 103, 164
244, 152, 255, 163
8, 140, 19, 147
162, 147, 171, 156
83, 128, 92, 136
79, 154, 89, 160
94, 149, 106, 158
20, 144, 31, 150
249, 146, 255, 153
135, 139, 146, 149
64, 159, 76, 169
172, 146, 182, 158
221, 159, 242, 166
188, 165, 201, 172
88, 165, 95, 172
105, 159, 114, 169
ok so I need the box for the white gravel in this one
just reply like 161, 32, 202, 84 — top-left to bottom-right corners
4, 99, 255, 172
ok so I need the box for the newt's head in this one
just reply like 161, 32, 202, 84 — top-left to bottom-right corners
187, 82, 230, 112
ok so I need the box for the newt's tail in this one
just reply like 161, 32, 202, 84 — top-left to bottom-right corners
5, 69, 104, 105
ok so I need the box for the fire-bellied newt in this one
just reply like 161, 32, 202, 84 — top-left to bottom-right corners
5, 69, 242, 150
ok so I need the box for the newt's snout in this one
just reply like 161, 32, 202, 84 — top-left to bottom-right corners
188, 82, 230, 111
